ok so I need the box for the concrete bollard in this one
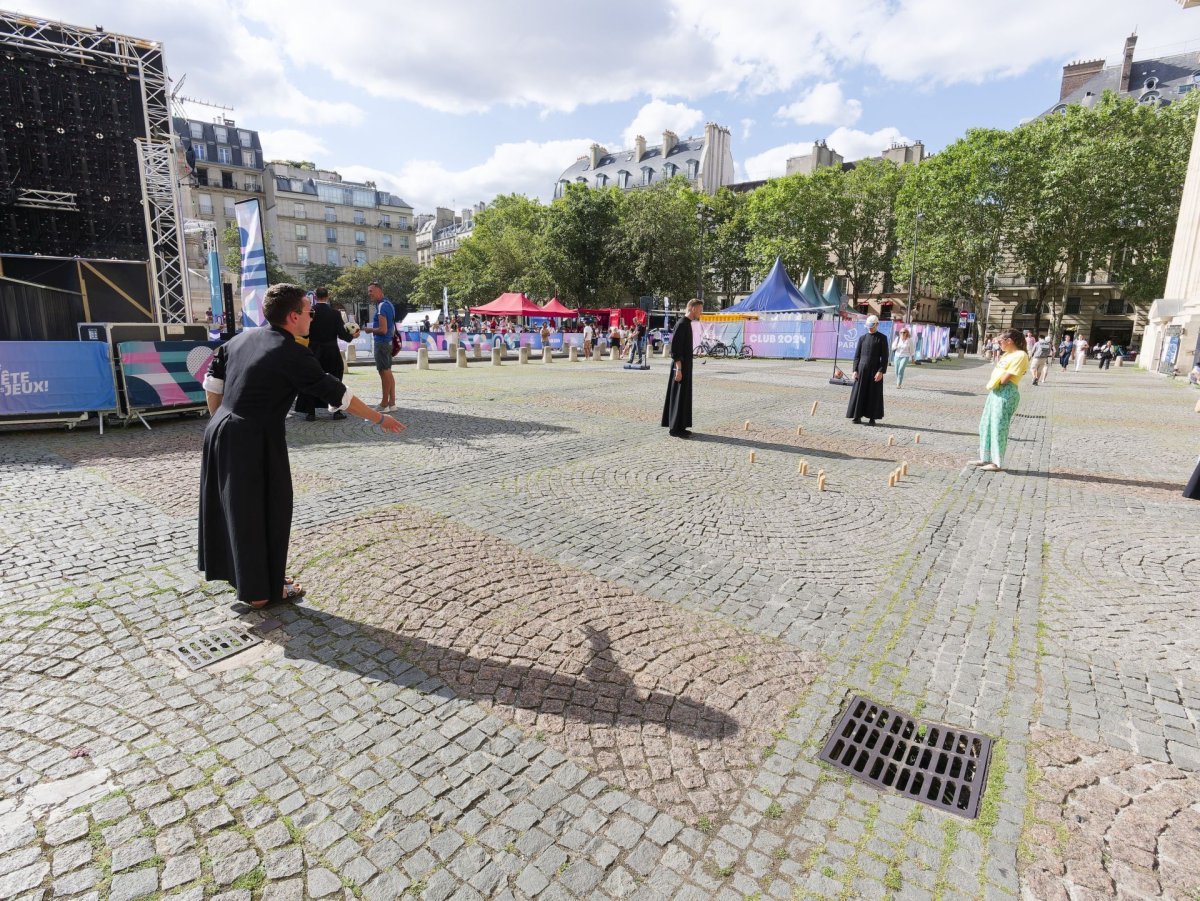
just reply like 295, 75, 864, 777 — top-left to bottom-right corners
569, 346, 579, 362
456, 347, 468, 368
473, 342, 482, 359
661, 344, 670, 358
610, 347, 620, 362
491, 346, 502, 366
593, 345, 603, 362
448, 339, 459, 356
542, 346, 553, 363
417, 346, 429, 370
346, 344, 357, 364
519, 346, 530, 364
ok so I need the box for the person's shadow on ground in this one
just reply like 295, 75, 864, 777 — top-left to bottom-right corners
242, 603, 739, 742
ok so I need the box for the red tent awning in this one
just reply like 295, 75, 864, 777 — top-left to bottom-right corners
539, 298, 577, 318
469, 293, 545, 317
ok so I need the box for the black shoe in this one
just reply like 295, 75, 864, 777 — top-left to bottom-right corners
331, 411, 347, 420
852, 418, 862, 424
304, 413, 316, 422
1032, 378, 1038, 386
868, 419, 876, 426
669, 430, 691, 439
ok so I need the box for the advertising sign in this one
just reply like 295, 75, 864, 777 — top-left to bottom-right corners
117, 341, 221, 411
0, 341, 117, 415
235, 198, 268, 328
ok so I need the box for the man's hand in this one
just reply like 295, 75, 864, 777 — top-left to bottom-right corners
851, 371, 858, 380
674, 367, 683, 383
379, 415, 406, 435
874, 372, 883, 382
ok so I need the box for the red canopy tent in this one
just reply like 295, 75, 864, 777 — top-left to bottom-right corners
468, 293, 545, 317
538, 298, 577, 318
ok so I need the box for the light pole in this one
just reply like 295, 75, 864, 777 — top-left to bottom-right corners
696, 202, 706, 304
905, 211, 923, 325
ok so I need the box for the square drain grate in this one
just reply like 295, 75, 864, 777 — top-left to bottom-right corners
819, 695, 993, 819
171, 626, 262, 670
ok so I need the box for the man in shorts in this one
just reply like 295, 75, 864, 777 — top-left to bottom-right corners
361, 282, 396, 411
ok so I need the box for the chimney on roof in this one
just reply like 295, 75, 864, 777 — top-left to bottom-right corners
661, 130, 678, 156
589, 143, 606, 169
633, 135, 646, 162
1059, 57, 1106, 101
1120, 32, 1137, 92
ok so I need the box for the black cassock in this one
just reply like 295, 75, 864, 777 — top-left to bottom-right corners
295, 302, 354, 415
199, 326, 348, 602
661, 317, 694, 434
1185, 459, 1200, 501
845, 330, 889, 421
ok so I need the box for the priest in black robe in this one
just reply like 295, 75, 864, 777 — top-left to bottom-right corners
846, 315, 889, 425
199, 284, 405, 608
661, 298, 703, 438
294, 287, 356, 421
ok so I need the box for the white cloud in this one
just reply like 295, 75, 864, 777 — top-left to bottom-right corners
740, 118, 756, 141
337, 138, 600, 213
258, 130, 330, 163
776, 82, 862, 127
826, 126, 912, 161
620, 100, 705, 149
741, 125, 912, 180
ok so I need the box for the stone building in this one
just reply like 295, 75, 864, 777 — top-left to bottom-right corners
784, 139, 925, 176
264, 163, 415, 283
414, 204, 484, 267
555, 123, 734, 197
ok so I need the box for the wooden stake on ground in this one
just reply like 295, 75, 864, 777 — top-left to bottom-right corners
888, 472, 896, 488
887, 435, 895, 446
914, 433, 922, 444
817, 474, 827, 492
900, 461, 909, 476
811, 401, 819, 416
749, 451, 756, 463
744, 420, 751, 431
797, 460, 804, 473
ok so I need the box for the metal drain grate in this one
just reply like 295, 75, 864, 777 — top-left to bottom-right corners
818, 695, 993, 819
171, 627, 262, 670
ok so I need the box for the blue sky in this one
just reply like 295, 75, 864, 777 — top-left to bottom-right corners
27, 0, 1200, 212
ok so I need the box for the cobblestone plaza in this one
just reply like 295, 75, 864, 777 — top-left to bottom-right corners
1, 354, 1198, 900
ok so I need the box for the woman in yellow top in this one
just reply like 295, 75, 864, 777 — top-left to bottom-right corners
970, 329, 1029, 472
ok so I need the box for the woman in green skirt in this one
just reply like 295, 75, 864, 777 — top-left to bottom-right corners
970, 329, 1029, 472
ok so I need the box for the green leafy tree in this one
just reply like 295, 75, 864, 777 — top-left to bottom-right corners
614, 178, 701, 306
331, 256, 421, 314
743, 174, 829, 286
704, 188, 753, 305
300, 262, 344, 292
540, 183, 624, 307
450, 194, 554, 303
819, 159, 907, 302
410, 256, 460, 311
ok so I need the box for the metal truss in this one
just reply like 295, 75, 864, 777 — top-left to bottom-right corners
0, 9, 188, 322
13, 189, 78, 211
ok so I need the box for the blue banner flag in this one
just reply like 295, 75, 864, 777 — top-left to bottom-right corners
235, 198, 268, 328
0, 342, 117, 415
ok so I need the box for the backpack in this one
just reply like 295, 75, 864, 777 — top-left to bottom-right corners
391, 330, 401, 357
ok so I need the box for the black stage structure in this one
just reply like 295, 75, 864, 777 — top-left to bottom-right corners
0, 10, 188, 338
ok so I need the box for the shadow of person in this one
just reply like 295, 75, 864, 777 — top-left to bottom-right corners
245, 603, 739, 743
690, 432, 893, 463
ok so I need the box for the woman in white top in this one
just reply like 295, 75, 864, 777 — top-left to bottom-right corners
893, 328, 914, 387
1073, 335, 1089, 371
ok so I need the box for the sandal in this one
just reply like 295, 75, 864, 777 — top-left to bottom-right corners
978, 463, 1002, 472
247, 582, 306, 609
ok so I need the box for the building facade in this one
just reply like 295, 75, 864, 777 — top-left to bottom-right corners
556, 123, 734, 197
265, 163, 415, 283
414, 205, 483, 267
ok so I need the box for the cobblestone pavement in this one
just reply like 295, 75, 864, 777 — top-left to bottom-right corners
2, 353, 1198, 900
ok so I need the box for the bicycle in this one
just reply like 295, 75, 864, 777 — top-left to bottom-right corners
708, 339, 755, 359
696, 339, 716, 357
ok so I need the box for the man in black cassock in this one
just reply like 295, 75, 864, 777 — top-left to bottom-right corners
199, 284, 405, 608
294, 287, 356, 421
846, 315, 889, 425
661, 298, 703, 438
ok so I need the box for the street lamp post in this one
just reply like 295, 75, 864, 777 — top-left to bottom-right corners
905, 211, 923, 325
696, 203, 706, 304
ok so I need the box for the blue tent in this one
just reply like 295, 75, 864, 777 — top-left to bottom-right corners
723, 258, 807, 313
823, 277, 845, 310
796, 269, 833, 310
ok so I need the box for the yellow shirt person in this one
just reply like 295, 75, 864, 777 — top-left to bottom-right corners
986, 350, 1029, 392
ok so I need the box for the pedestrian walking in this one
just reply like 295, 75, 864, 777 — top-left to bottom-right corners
969, 329, 1029, 473
199, 284, 405, 608
1058, 336, 1073, 371
846, 315, 889, 425
662, 299, 702, 438
1029, 333, 1052, 386
892, 327, 914, 388
1073, 334, 1089, 371
1098, 340, 1116, 370
582, 321, 594, 357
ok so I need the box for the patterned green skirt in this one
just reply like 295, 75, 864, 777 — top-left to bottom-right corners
979, 382, 1020, 466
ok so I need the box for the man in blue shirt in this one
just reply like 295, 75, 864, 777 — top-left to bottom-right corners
361, 282, 396, 411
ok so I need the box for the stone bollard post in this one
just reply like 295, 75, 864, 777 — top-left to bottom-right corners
610, 346, 620, 361
456, 347, 468, 368
519, 346, 530, 364
417, 347, 429, 370
448, 339, 459, 356
491, 346, 502, 366
473, 342, 482, 360
661, 343, 670, 358
569, 346, 579, 362
592, 345, 602, 362
542, 347, 553, 363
